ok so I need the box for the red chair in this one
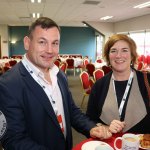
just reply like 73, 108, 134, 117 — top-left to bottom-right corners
4, 62, 10, 67
2, 56, 8, 59
96, 59, 102, 63
139, 55, 146, 63
86, 63, 95, 77
15, 55, 23, 59
93, 69, 104, 81
54, 60, 61, 67
83, 58, 89, 67
147, 55, 150, 65
80, 71, 94, 108
11, 56, 17, 59
9, 60, 17, 66
137, 61, 144, 71
102, 65, 112, 75
56, 58, 61, 62
66, 58, 75, 76
60, 62, 67, 73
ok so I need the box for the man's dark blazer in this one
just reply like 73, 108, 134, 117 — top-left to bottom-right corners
0, 62, 95, 150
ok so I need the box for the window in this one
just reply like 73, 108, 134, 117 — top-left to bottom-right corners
118, 30, 150, 56
96, 34, 104, 58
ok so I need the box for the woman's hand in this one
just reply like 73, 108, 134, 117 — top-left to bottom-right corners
90, 125, 112, 139
109, 120, 125, 133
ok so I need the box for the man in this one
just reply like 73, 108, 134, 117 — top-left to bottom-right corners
0, 17, 111, 150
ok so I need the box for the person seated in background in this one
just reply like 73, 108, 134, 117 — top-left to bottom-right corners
86, 34, 150, 134
0, 17, 112, 150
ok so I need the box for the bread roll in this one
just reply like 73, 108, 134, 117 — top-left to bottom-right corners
140, 134, 150, 149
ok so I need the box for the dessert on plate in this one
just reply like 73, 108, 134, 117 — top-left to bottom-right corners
139, 134, 150, 149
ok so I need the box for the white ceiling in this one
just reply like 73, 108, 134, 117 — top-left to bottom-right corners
0, 0, 150, 26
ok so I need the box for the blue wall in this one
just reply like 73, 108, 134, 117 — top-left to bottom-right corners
60, 27, 96, 61
9, 26, 28, 56
9, 26, 96, 61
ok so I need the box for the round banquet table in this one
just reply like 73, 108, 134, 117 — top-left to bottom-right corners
72, 133, 143, 150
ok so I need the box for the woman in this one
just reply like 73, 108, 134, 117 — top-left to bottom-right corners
86, 34, 150, 134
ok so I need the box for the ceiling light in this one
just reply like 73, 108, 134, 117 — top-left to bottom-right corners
83, 23, 87, 26
37, 0, 42, 3
32, 13, 36, 18
31, 13, 42, 18
11, 40, 16, 44
134, 1, 150, 8
37, 13, 40, 18
100, 16, 113, 20
31, 0, 42, 3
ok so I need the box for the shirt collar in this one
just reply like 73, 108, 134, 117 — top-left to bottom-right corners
22, 54, 59, 78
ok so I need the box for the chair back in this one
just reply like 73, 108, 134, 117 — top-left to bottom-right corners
86, 63, 95, 77
137, 61, 144, 70
138, 55, 146, 63
80, 71, 91, 94
60, 62, 67, 73
102, 65, 112, 75
96, 59, 102, 63
83, 58, 89, 66
54, 60, 61, 67
147, 55, 150, 65
15, 55, 23, 59
2, 56, 8, 59
56, 58, 61, 62
9, 60, 17, 66
93, 69, 104, 81
66, 58, 74, 69
80, 71, 94, 108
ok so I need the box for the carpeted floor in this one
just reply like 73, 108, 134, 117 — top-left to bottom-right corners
67, 71, 90, 147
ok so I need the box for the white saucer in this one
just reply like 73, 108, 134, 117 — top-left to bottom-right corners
81, 141, 114, 150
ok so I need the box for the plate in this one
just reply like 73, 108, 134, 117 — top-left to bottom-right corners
137, 134, 150, 150
81, 141, 114, 150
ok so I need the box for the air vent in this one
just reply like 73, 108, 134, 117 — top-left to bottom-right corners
83, 0, 101, 5
19, 17, 31, 22
7, 0, 25, 2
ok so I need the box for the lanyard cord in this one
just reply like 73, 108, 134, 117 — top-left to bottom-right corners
22, 59, 58, 115
112, 70, 134, 119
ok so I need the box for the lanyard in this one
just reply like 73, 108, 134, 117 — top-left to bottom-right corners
22, 59, 66, 136
112, 70, 134, 118
22, 59, 58, 115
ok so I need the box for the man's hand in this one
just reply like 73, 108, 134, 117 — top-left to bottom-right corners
90, 125, 112, 139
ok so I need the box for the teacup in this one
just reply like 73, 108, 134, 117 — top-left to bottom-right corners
114, 133, 139, 150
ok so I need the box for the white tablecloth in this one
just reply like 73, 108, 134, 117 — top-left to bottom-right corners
74, 58, 83, 67
94, 62, 106, 69
0, 58, 21, 67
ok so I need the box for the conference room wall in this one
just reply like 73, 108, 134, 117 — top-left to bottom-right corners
114, 14, 150, 33
1, 14, 150, 58
87, 14, 150, 42
9, 26, 28, 56
0, 25, 9, 57
8, 26, 96, 61
60, 27, 96, 61
86, 21, 114, 41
